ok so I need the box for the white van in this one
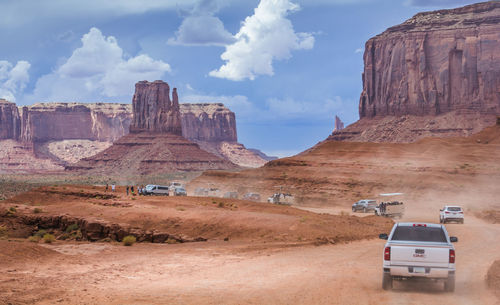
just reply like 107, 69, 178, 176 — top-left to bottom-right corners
143, 184, 170, 196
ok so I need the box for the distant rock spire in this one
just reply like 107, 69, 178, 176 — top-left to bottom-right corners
333, 115, 344, 132
130, 80, 182, 135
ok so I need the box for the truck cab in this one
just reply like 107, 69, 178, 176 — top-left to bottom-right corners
379, 223, 458, 291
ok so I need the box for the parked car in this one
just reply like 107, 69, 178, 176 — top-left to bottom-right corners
352, 199, 377, 212
170, 182, 183, 189
173, 187, 187, 196
379, 222, 458, 291
143, 184, 170, 196
267, 193, 294, 205
223, 191, 239, 199
440, 206, 464, 224
243, 193, 261, 202
194, 187, 208, 196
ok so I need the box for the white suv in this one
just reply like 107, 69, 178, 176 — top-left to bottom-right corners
352, 199, 377, 212
440, 206, 464, 224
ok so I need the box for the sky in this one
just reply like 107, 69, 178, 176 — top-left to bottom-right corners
0, 0, 484, 157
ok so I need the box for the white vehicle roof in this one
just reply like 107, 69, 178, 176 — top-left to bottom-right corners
396, 222, 442, 228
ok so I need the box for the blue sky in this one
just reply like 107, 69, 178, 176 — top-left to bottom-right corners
0, 0, 481, 157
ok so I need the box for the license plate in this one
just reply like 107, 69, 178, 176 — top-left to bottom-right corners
414, 267, 425, 273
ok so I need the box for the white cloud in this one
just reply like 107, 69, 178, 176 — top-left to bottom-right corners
168, 15, 236, 46
29, 27, 170, 102
0, 60, 30, 102
209, 0, 315, 81
0, 0, 198, 28
355, 47, 363, 53
168, 0, 235, 46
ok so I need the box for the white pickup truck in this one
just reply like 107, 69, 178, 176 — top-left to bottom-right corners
379, 223, 458, 292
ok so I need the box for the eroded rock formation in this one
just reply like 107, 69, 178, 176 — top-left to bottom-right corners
360, 1, 500, 118
70, 81, 237, 174
332, 1, 500, 142
130, 80, 182, 135
0, 99, 21, 140
333, 116, 344, 132
180, 103, 237, 142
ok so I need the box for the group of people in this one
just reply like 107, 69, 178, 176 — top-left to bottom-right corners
105, 183, 116, 192
105, 183, 150, 195
378, 201, 403, 213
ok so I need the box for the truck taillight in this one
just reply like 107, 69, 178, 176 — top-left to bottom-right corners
449, 249, 455, 263
384, 247, 391, 261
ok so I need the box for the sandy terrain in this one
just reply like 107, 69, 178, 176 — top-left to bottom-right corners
0, 210, 498, 305
0, 124, 499, 304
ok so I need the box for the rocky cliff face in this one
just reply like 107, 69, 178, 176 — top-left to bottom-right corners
0, 99, 21, 140
20, 103, 131, 143
130, 80, 182, 135
332, 2, 500, 143
360, 2, 500, 119
180, 103, 237, 142
0, 96, 268, 168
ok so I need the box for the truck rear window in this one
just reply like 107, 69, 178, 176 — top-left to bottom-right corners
447, 207, 461, 211
391, 226, 447, 242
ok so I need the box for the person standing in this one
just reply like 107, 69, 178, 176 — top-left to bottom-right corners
111, 184, 116, 192
126, 186, 129, 196
131, 185, 134, 195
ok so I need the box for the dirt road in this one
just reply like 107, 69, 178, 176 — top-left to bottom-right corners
1, 211, 498, 305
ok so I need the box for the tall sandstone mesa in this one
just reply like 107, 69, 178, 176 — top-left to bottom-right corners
360, 1, 500, 118
332, 1, 500, 143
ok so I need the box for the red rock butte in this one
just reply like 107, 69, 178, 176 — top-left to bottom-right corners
331, 1, 500, 142
68, 80, 237, 175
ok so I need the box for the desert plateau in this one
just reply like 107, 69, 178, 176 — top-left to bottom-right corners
1, 1, 500, 305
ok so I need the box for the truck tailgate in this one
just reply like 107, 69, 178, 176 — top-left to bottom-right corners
390, 243, 450, 266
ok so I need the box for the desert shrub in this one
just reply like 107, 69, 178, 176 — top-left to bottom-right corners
218, 202, 224, 208
58, 233, 70, 240
165, 238, 178, 244
28, 235, 41, 243
176, 206, 186, 211
131, 197, 136, 201
43, 234, 55, 243
34, 229, 47, 237
122, 235, 136, 246
0, 225, 7, 238
33, 208, 42, 214
65, 223, 79, 233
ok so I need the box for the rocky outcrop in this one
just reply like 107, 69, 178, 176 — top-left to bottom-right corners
0, 99, 21, 140
70, 81, 237, 174
130, 80, 182, 135
360, 2, 500, 119
333, 116, 344, 132
333, 2, 500, 143
20, 103, 131, 143
180, 103, 237, 142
